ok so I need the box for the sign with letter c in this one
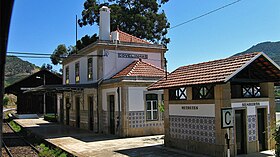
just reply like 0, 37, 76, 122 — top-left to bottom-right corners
221, 108, 233, 128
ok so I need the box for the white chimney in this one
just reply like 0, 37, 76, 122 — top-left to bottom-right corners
99, 6, 110, 41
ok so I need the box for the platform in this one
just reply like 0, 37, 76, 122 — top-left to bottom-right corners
14, 118, 275, 157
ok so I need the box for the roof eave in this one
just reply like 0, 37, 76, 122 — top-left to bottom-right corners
224, 52, 262, 83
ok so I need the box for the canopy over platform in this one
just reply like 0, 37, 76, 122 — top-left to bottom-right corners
24, 83, 99, 93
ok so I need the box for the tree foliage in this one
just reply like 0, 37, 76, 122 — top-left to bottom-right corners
76, 34, 98, 50
3, 96, 9, 106
51, 0, 170, 65
78, 0, 170, 46
50, 44, 77, 65
50, 44, 68, 65
41, 63, 53, 70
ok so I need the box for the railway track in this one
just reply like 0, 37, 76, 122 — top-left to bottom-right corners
2, 122, 40, 157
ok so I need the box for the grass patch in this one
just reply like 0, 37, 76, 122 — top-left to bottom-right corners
9, 120, 21, 132
38, 143, 69, 157
44, 114, 58, 122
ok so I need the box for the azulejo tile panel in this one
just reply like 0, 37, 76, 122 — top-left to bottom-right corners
128, 111, 164, 128
247, 115, 257, 142
169, 115, 216, 144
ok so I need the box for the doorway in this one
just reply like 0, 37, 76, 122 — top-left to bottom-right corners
257, 108, 266, 151
88, 96, 94, 131
76, 96, 80, 128
235, 110, 246, 154
109, 95, 115, 134
65, 97, 70, 125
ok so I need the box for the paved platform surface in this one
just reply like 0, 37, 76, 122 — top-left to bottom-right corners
14, 118, 275, 157
14, 119, 201, 157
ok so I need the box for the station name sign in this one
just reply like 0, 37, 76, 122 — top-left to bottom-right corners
169, 104, 215, 117
242, 102, 260, 107
118, 53, 148, 59
181, 106, 198, 110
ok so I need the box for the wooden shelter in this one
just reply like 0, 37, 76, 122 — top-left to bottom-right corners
5, 69, 62, 114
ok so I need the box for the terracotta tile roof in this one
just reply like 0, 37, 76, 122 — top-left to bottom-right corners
148, 52, 263, 90
112, 59, 165, 79
113, 29, 151, 44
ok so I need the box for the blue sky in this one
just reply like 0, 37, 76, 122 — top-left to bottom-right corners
7, 0, 280, 72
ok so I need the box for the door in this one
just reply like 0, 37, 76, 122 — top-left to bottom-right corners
235, 110, 246, 154
89, 96, 94, 131
109, 95, 115, 134
66, 97, 70, 125
76, 96, 80, 128
257, 108, 266, 151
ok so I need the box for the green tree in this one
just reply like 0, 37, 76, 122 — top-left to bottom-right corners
3, 96, 9, 106
51, 0, 170, 65
79, 0, 170, 46
50, 44, 68, 65
41, 63, 53, 70
76, 34, 98, 50
50, 44, 78, 65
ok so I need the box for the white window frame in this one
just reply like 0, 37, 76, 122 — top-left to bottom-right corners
146, 95, 158, 121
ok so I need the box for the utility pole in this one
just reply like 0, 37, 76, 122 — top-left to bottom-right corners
36, 73, 46, 115
0, 1, 14, 155
76, 15, 78, 54
43, 74, 46, 115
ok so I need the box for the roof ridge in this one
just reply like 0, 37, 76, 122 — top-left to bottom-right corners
178, 52, 261, 70
115, 29, 150, 44
111, 59, 165, 79
140, 59, 165, 72
127, 60, 140, 76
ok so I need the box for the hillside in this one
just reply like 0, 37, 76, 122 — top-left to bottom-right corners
5, 56, 40, 86
235, 41, 280, 65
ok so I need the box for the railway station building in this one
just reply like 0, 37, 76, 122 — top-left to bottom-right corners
148, 52, 280, 156
52, 6, 166, 137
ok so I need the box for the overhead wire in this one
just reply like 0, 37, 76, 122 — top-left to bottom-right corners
7, 50, 163, 61
8, 1, 243, 60
169, 0, 242, 30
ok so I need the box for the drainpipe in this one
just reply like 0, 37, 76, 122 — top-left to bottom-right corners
117, 87, 121, 132
96, 89, 99, 133
164, 57, 167, 80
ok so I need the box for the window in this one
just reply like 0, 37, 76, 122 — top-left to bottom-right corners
242, 84, 260, 98
75, 62, 80, 83
88, 58, 93, 80
146, 94, 158, 121
169, 87, 187, 100
65, 66, 69, 84
193, 85, 214, 99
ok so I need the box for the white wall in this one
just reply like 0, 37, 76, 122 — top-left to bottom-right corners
63, 50, 97, 84
102, 88, 120, 111
128, 87, 163, 112
63, 49, 163, 84
128, 87, 146, 111
103, 50, 162, 79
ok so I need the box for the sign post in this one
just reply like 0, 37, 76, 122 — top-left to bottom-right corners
221, 108, 233, 157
